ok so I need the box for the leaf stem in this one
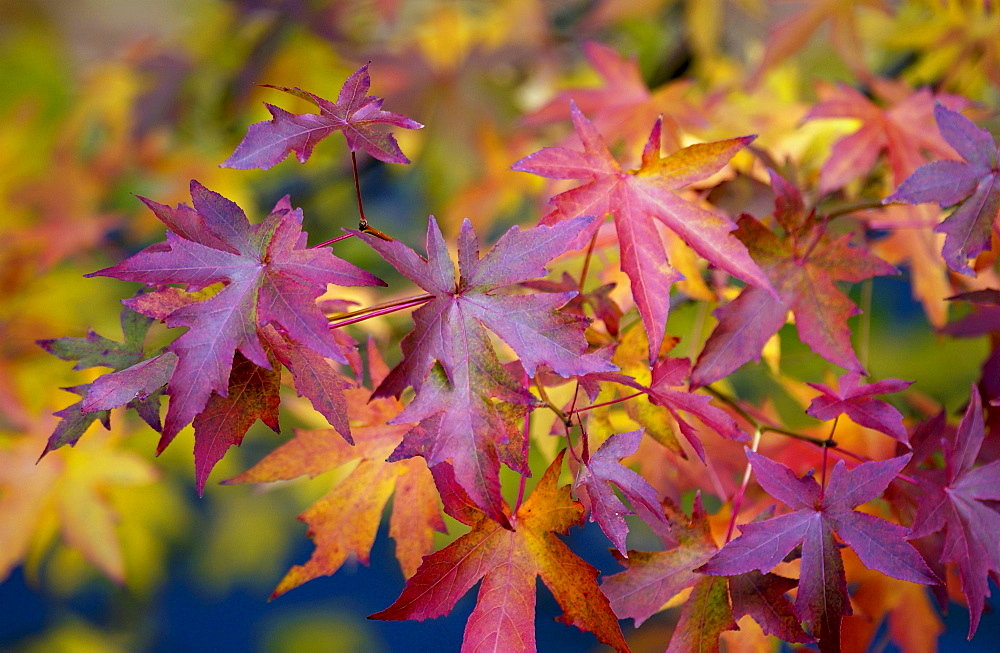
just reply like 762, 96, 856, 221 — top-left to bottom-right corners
571, 391, 644, 415
351, 151, 368, 231
705, 385, 837, 448
327, 293, 433, 329
725, 426, 763, 544
578, 230, 599, 292
820, 417, 838, 499
312, 232, 355, 249
824, 199, 890, 222
534, 380, 569, 427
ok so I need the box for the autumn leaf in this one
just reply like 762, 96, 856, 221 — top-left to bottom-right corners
513, 104, 775, 360
693, 172, 897, 388
805, 371, 913, 443
221, 63, 423, 169
360, 214, 614, 523
227, 341, 444, 593
573, 429, 672, 556
89, 182, 383, 450
701, 449, 938, 650
370, 451, 629, 653
665, 575, 736, 653
908, 385, 1000, 638
885, 104, 1000, 275
38, 305, 165, 454
601, 494, 718, 627
728, 570, 812, 643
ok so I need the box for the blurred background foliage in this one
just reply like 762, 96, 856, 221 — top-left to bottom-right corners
1, 0, 999, 651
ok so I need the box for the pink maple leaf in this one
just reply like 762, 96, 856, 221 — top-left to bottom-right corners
222, 63, 423, 169
806, 371, 913, 443
513, 103, 775, 361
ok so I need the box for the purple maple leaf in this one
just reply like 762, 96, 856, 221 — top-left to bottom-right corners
806, 371, 913, 443
885, 105, 1000, 275
359, 215, 615, 523
222, 63, 423, 169
909, 385, 1000, 638
573, 429, 673, 556
89, 181, 383, 449
701, 449, 937, 648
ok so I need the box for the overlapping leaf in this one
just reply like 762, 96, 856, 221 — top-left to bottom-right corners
89, 182, 383, 450
222, 63, 423, 169
513, 104, 775, 360
227, 342, 444, 593
360, 215, 614, 523
701, 450, 937, 650
886, 105, 1000, 275
371, 451, 629, 653
693, 172, 897, 388
909, 385, 1000, 638
806, 371, 913, 443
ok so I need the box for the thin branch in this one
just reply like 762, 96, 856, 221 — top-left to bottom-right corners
327, 293, 433, 329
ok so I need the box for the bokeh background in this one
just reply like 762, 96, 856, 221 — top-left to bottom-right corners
2, 0, 999, 650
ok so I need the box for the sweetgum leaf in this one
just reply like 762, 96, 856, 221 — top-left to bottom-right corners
693, 173, 896, 388
572, 429, 673, 556
909, 385, 1000, 638
665, 575, 736, 653
370, 451, 629, 653
89, 181, 383, 450
885, 105, 1000, 275
227, 344, 444, 591
513, 104, 775, 360
701, 450, 937, 649
806, 371, 913, 443
222, 63, 423, 169
728, 571, 812, 643
360, 215, 613, 523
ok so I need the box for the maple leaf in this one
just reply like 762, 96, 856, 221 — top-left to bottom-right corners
693, 172, 897, 388
805, 81, 964, 193
885, 104, 1000, 275
527, 41, 698, 152
221, 63, 423, 169
88, 182, 383, 450
227, 340, 444, 593
573, 429, 673, 556
909, 385, 1000, 638
701, 449, 938, 650
601, 494, 718, 627
728, 570, 813, 643
805, 371, 913, 443
370, 451, 629, 653
513, 104, 775, 360
38, 305, 165, 454
360, 215, 614, 523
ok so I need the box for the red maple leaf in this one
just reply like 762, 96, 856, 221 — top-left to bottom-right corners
909, 385, 1000, 638
806, 371, 913, 443
693, 171, 897, 388
513, 104, 775, 360
222, 62, 423, 168
88, 182, 383, 449
885, 104, 1000, 275
370, 451, 629, 653
360, 215, 614, 524
805, 81, 964, 193
700, 450, 938, 650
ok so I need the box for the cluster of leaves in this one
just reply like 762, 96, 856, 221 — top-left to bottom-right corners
10, 1, 1000, 651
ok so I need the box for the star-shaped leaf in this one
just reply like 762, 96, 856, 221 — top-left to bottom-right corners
693, 173, 897, 388
573, 429, 673, 556
701, 450, 938, 649
89, 182, 383, 449
370, 451, 629, 653
222, 63, 423, 169
227, 341, 444, 593
513, 104, 775, 360
806, 371, 913, 443
885, 105, 1000, 275
909, 385, 1000, 638
361, 215, 614, 523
